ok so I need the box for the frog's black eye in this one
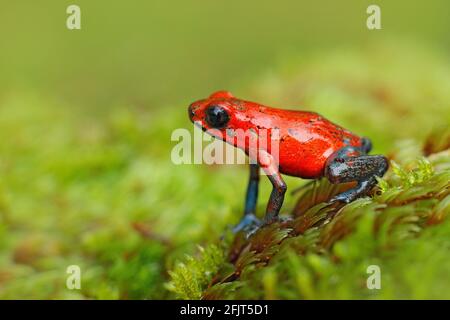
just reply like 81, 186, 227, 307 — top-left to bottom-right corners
205, 105, 230, 129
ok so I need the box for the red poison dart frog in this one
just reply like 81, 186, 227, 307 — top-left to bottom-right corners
189, 91, 388, 233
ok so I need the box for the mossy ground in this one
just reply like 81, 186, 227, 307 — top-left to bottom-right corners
0, 41, 449, 299
168, 153, 450, 299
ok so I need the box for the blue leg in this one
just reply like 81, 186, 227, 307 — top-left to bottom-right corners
232, 164, 262, 233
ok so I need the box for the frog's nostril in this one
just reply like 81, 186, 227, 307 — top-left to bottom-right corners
188, 106, 196, 119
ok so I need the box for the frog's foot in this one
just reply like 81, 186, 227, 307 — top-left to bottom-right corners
241, 215, 292, 238
232, 213, 262, 234
328, 187, 362, 204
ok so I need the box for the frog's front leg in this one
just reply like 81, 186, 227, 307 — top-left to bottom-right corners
244, 163, 260, 215
232, 150, 288, 234
232, 163, 262, 233
263, 170, 287, 224
258, 150, 287, 224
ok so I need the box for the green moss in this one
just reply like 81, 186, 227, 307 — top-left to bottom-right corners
0, 41, 449, 299
166, 245, 225, 299
170, 152, 449, 299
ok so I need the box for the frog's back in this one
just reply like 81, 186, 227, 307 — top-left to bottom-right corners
248, 104, 363, 179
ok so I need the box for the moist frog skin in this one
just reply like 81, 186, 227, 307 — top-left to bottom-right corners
189, 91, 388, 233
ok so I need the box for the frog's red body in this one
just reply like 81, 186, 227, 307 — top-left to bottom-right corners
189, 91, 363, 179
188, 91, 388, 233
228, 102, 363, 179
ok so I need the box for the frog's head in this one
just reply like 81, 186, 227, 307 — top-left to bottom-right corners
188, 90, 251, 141
189, 91, 235, 131
189, 91, 273, 153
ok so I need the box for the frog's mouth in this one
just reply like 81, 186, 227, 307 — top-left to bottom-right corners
192, 120, 226, 141
192, 120, 206, 131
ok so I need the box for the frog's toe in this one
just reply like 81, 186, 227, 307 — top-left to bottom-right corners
232, 213, 262, 234
245, 215, 292, 238
328, 193, 354, 204
244, 224, 262, 239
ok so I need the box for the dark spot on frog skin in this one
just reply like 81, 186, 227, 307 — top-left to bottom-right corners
231, 99, 246, 111
258, 106, 268, 113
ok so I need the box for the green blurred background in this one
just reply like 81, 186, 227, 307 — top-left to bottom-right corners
2, 0, 449, 107
0, 1, 448, 299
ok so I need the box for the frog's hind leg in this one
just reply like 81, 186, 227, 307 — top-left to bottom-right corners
324, 146, 388, 204
361, 137, 372, 154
